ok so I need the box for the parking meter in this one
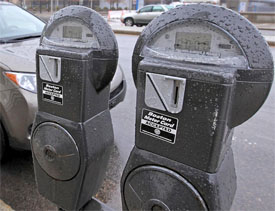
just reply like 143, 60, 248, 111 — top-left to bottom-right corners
31, 6, 118, 210
122, 4, 273, 211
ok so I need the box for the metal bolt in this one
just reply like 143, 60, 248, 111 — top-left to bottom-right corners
43, 145, 56, 162
151, 205, 164, 211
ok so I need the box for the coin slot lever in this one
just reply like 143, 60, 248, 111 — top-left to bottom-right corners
39, 55, 61, 83
145, 73, 186, 114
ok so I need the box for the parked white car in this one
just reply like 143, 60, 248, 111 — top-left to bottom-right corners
121, 4, 174, 27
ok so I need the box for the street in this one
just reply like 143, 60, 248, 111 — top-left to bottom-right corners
0, 34, 274, 210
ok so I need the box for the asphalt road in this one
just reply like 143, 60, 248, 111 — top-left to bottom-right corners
0, 34, 274, 211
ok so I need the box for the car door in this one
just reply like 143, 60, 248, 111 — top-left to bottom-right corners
134, 6, 153, 24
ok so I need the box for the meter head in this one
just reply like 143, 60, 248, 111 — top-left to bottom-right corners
42, 18, 100, 49
41, 6, 118, 54
142, 21, 247, 68
132, 4, 274, 127
38, 6, 118, 91
133, 4, 273, 76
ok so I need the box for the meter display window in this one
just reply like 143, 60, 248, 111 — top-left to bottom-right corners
143, 21, 248, 68
63, 26, 82, 39
43, 19, 99, 49
175, 32, 212, 52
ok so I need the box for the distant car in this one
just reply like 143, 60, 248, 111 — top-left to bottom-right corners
170, 2, 184, 7
121, 4, 174, 27
0, 2, 126, 161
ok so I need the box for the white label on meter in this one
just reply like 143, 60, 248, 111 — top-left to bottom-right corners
140, 109, 178, 144
42, 83, 63, 105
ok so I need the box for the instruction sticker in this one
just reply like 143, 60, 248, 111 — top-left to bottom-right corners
140, 109, 178, 144
42, 82, 63, 105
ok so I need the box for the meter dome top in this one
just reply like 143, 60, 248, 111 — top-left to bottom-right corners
134, 4, 273, 70
41, 6, 118, 53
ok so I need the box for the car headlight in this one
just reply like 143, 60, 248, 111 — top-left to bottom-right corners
5, 72, 37, 93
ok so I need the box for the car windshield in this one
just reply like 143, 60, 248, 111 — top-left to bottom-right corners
165, 5, 174, 10
0, 4, 45, 42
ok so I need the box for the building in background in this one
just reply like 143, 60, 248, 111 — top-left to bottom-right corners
100, 0, 128, 9
4, 0, 128, 10
5, 0, 273, 12
246, 0, 275, 12
3, 0, 220, 10
220, 0, 275, 12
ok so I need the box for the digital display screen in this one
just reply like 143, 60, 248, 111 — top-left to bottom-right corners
63, 26, 82, 39
175, 32, 211, 52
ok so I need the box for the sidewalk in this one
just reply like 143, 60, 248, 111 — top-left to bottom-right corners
111, 22, 275, 46
34, 11, 275, 46
255, 23, 275, 31
264, 35, 275, 46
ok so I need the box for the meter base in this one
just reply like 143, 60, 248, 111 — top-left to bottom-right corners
32, 111, 114, 210
121, 146, 236, 211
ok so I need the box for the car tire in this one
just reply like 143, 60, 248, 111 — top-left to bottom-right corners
136, 24, 142, 27
0, 123, 7, 162
125, 18, 134, 27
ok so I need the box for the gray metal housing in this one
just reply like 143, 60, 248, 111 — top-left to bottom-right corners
122, 4, 274, 211
31, 6, 117, 210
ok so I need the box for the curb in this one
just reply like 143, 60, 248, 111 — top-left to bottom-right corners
267, 40, 275, 46
112, 29, 141, 36
257, 27, 275, 31
0, 200, 13, 211
33, 14, 275, 46
263, 35, 275, 47
112, 29, 275, 47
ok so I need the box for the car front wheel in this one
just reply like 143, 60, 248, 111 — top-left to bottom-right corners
125, 18, 134, 26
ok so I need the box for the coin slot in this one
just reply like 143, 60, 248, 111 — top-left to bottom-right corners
54, 59, 58, 78
172, 80, 180, 107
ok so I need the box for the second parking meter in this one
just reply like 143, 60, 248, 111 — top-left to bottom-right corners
122, 4, 274, 211
31, 6, 118, 210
